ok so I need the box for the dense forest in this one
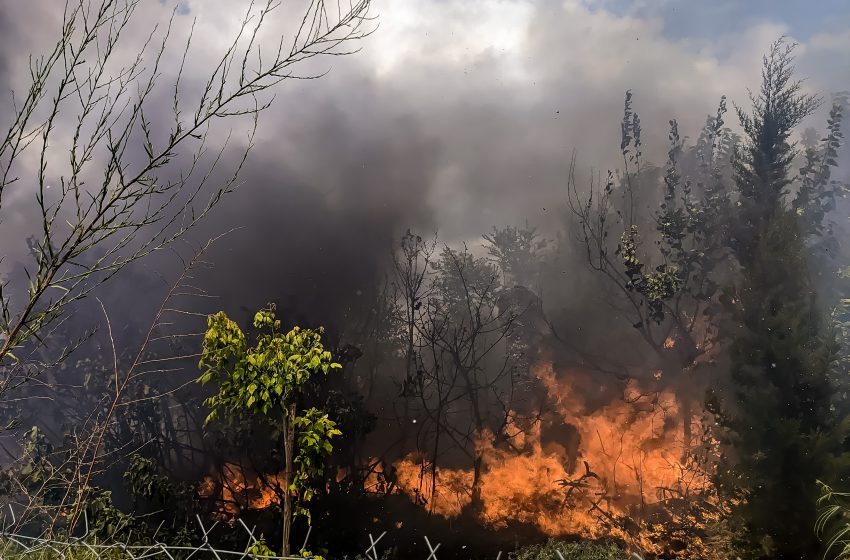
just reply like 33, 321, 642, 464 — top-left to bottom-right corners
0, 1, 849, 560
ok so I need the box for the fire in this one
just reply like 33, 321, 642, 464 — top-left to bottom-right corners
393, 361, 721, 552
395, 453, 474, 517
201, 459, 391, 520
199, 463, 283, 518
195, 360, 723, 554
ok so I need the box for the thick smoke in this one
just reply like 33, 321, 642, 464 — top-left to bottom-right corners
1, 0, 848, 323
185, 76, 441, 328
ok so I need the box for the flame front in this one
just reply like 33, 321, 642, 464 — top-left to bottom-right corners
197, 360, 723, 553
394, 361, 722, 552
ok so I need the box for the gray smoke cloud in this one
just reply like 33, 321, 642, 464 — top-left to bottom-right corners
0, 0, 848, 335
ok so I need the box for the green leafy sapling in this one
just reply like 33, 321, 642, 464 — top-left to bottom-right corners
197, 305, 341, 555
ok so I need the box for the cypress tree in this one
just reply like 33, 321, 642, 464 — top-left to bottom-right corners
709, 39, 848, 559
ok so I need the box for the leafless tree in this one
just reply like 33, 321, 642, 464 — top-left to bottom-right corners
393, 230, 437, 395
400, 242, 524, 514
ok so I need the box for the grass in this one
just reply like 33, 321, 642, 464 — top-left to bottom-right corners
0, 540, 132, 560
508, 539, 625, 560
0, 536, 627, 560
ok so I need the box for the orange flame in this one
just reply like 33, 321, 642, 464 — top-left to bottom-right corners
393, 361, 720, 552
199, 463, 283, 518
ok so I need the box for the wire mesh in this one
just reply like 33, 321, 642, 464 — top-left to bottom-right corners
0, 510, 307, 559
0, 506, 514, 560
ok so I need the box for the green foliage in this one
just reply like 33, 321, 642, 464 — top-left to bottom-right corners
0, 425, 84, 522
508, 539, 623, 560
617, 110, 731, 330
249, 534, 276, 557
818, 480, 850, 560
794, 94, 848, 236
0, 425, 198, 547
85, 490, 135, 541
569, 88, 735, 344
197, 304, 342, 553
730, 38, 822, 267
618, 224, 682, 324
198, 306, 341, 422
706, 38, 849, 559
124, 454, 173, 501
833, 269, 850, 410
292, 408, 342, 519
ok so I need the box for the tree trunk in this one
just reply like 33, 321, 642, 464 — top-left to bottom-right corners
429, 409, 442, 510
681, 396, 692, 457
661, 347, 695, 460
282, 404, 296, 556
459, 364, 485, 517
469, 454, 484, 515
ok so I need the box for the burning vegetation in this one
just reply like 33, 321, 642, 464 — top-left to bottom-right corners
392, 361, 723, 555
199, 464, 287, 518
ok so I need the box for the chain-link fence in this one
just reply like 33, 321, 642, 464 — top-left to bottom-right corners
0, 509, 311, 559
0, 507, 467, 560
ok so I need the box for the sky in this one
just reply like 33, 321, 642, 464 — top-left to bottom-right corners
596, 0, 850, 41
0, 0, 848, 327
